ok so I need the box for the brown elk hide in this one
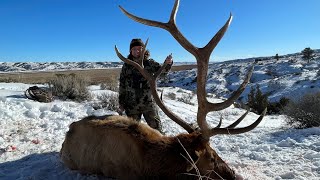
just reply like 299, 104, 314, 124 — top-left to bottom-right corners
60, 116, 236, 179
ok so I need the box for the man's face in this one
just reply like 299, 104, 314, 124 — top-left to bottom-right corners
131, 46, 143, 58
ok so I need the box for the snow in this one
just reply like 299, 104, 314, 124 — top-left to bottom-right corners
0, 83, 319, 179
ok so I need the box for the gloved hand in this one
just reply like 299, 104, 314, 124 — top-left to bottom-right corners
164, 53, 173, 65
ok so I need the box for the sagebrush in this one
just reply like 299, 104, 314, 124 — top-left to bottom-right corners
177, 93, 194, 105
49, 73, 91, 102
100, 74, 119, 92
166, 92, 176, 100
283, 92, 320, 129
93, 92, 119, 112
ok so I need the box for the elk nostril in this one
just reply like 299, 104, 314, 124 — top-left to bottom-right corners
235, 173, 244, 180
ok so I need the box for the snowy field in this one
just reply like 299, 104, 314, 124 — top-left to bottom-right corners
0, 82, 319, 180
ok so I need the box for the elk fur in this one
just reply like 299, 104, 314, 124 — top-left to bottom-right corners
60, 115, 236, 180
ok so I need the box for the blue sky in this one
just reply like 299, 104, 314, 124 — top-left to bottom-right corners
0, 0, 319, 63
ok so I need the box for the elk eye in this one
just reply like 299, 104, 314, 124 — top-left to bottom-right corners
210, 158, 215, 163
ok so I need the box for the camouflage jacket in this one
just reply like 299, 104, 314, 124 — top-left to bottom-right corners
119, 58, 172, 110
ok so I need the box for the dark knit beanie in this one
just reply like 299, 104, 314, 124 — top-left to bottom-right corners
130, 38, 145, 50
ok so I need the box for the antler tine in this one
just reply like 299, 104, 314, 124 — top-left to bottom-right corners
169, 0, 179, 24
206, 66, 254, 112
215, 115, 223, 128
226, 109, 250, 129
115, 46, 195, 133
119, 0, 198, 57
208, 108, 267, 136
119, 5, 167, 29
203, 14, 233, 57
137, 38, 149, 68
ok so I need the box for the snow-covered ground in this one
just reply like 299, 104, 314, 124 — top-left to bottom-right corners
0, 83, 319, 180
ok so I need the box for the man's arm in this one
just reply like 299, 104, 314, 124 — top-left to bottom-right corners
149, 54, 173, 74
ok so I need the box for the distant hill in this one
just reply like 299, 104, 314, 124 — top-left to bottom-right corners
163, 49, 320, 102
0, 61, 197, 73
0, 62, 123, 72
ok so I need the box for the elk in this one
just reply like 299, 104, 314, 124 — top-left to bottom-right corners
60, 0, 266, 179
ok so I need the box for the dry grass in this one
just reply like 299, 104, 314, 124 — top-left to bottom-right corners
0, 64, 197, 85
0, 68, 121, 84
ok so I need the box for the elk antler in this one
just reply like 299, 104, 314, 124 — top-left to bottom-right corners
116, 0, 266, 139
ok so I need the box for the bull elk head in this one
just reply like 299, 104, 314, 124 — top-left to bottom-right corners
60, 0, 266, 179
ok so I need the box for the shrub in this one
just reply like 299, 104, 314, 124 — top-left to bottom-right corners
177, 93, 194, 105
283, 92, 320, 129
267, 97, 290, 114
275, 53, 279, 61
49, 73, 91, 102
247, 85, 269, 114
0, 77, 18, 83
177, 89, 184, 93
166, 92, 176, 100
93, 92, 119, 112
100, 74, 119, 92
301, 47, 315, 63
